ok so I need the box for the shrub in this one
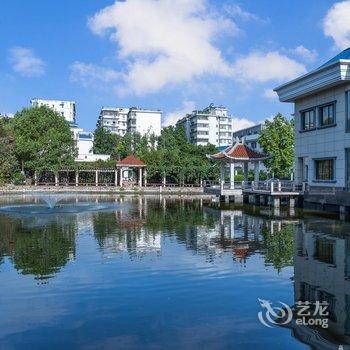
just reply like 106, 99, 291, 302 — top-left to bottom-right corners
12, 172, 26, 185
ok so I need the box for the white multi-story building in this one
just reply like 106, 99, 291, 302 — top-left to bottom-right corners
96, 107, 128, 136
275, 48, 350, 208
176, 104, 234, 147
97, 106, 161, 137
232, 124, 263, 151
275, 48, 350, 188
30, 98, 76, 123
70, 123, 110, 162
127, 107, 161, 136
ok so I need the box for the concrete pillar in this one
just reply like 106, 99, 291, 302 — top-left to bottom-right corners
55, 173, 59, 187
95, 170, 98, 187
254, 161, 260, 182
75, 171, 79, 187
273, 197, 280, 208
119, 168, 123, 187
114, 170, 118, 186
230, 163, 235, 189
138, 168, 142, 187
243, 162, 249, 183
277, 181, 282, 192
34, 171, 38, 186
162, 173, 166, 187
220, 162, 225, 192
290, 198, 296, 208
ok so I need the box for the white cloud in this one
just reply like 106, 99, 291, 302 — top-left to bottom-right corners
223, 4, 267, 23
88, 0, 237, 95
232, 51, 306, 83
8, 47, 45, 77
292, 45, 318, 62
69, 62, 120, 87
163, 100, 195, 127
263, 88, 278, 100
231, 117, 256, 132
323, 0, 350, 49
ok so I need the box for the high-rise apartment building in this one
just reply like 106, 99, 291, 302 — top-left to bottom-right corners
97, 106, 162, 137
127, 107, 161, 136
30, 98, 76, 123
96, 107, 129, 136
176, 104, 234, 147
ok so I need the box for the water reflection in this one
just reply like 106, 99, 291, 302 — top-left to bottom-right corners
1, 195, 350, 348
284, 219, 350, 349
0, 214, 76, 280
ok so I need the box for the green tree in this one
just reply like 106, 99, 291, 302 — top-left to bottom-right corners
141, 126, 218, 184
93, 127, 121, 155
262, 224, 294, 272
10, 106, 76, 174
258, 114, 294, 179
0, 117, 18, 183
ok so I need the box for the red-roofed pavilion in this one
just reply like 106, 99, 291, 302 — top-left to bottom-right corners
207, 140, 269, 190
116, 155, 147, 187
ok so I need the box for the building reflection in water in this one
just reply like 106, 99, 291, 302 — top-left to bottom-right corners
91, 196, 297, 272
3, 194, 350, 349
285, 219, 350, 349
92, 196, 161, 260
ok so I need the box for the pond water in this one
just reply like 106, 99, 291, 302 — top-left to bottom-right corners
0, 194, 349, 350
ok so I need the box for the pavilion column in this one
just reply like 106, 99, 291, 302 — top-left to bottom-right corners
119, 168, 123, 187
230, 163, 235, 190
220, 162, 225, 191
243, 162, 249, 183
55, 173, 59, 187
114, 170, 118, 186
144, 169, 147, 187
254, 162, 260, 182
138, 168, 142, 187
95, 170, 99, 186
75, 171, 79, 187
34, 171, 38, 186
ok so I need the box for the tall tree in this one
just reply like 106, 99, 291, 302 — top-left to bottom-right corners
258, 114, 294, 179
10, 106, 76, 173
93, 127, 121, 155
0, 117, 18, 182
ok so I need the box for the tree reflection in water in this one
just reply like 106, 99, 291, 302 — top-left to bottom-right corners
0, 214, 77, 280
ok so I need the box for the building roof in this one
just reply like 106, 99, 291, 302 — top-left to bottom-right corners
116, 155, 146, 167
207, 141, 268, 162
274, 48, 350, 102
319, 47, 350, 68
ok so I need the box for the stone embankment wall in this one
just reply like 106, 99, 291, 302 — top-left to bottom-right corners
0, 185, 211, 197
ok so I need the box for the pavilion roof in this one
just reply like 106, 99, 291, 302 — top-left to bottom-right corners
207, 141, 269, 162
116, 155, 146, 167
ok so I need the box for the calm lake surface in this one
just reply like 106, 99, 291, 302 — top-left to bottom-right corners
0, 194, 349, 350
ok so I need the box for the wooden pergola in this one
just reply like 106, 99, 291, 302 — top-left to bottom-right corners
34, 155, 147, 187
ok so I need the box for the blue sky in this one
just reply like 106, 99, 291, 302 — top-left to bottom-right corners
1, 0, 349, 131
